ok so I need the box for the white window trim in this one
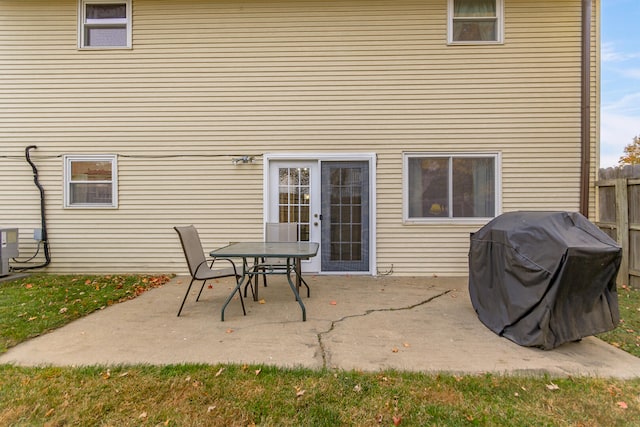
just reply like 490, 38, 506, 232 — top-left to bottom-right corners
447, 0, 504, 45
402, 152, 502, 224
78, 0, 132, 49
64, 154, 118, 209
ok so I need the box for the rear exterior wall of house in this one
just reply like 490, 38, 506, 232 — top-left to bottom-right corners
0, 0, 598, 275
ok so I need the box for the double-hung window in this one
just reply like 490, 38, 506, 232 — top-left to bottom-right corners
403, 153, 499, 222
449, 0, 503, 44
64, 155, 118, 208
79, 0, 131, 48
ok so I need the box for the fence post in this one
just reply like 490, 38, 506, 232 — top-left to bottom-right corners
616, 178, 629, 286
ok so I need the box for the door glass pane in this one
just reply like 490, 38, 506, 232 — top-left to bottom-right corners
329, 167, 362, 262
277, 167, 310, 241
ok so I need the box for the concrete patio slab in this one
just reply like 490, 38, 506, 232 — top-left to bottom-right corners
1, 275, 639, 378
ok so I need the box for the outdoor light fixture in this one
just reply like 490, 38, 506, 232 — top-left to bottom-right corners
232, 155, 254, 165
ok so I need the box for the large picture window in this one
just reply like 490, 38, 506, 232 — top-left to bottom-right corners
449, 0, 503, 44
64, 155, 118, 208
404, 153, 499, 222
78, 0, 131, 48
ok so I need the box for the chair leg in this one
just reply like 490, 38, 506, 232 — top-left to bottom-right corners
237, 285, 246, 315
262, 257, 268, 288
177, 277, 196, 317
195, 279, 207, 302
246, 275, 255, 300
243, 274, 253, 298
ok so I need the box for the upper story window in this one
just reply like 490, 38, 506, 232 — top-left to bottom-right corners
449, 0, 503, 44
403, 153, 499, 223
64, 155, 118, 208
78, 0, 131, 49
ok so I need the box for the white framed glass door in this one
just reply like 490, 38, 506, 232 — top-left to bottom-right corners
267, 161, 321, 272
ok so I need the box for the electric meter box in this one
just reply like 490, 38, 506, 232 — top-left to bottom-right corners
0, 228, 19, 277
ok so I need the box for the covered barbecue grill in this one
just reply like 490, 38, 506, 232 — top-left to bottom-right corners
468, 211, 621, 350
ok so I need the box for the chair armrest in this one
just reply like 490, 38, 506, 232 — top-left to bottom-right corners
208, 257, 240, 277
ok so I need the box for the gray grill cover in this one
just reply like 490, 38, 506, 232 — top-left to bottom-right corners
469, 211, 621, 350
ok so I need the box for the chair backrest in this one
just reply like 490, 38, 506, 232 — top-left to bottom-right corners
265, 222, 298, 242
174, 225, 207, 277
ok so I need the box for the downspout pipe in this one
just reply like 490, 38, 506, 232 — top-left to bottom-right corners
580, 0, 592, 216
15, 145, 51, 270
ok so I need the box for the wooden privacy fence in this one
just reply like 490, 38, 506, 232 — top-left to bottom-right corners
596, 165, 640, 288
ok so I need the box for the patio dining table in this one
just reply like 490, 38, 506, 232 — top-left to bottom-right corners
210, 241, 319, 321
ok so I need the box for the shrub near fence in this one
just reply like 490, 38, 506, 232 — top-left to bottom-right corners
597, 165, 640, 288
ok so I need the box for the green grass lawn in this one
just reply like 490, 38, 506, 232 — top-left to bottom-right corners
1, 274, 639, 426
597, 284, 640, 358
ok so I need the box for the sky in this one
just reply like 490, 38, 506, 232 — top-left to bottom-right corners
600, 0, 640, 168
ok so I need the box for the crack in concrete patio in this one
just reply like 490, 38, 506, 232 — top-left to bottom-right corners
316, 289, 453, 369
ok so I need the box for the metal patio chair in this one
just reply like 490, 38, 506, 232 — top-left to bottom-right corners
243, 222, 298, 297
174, 225, 245, 317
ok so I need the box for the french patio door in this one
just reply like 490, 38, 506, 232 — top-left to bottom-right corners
267, 159, 371, 273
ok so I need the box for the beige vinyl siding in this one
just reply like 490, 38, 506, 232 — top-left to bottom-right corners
0, 0, 597, 275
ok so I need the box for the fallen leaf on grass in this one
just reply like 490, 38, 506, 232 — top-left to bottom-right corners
215, 367, 225, 377
546, 382, 559, 391
255, 368, 261, 376
45, 408, 55, 417
59, 307, 68, 314
375, 414, 383, 424
27, 316, 37, 321
393, 415, 402, 426
617, 401, 628, 409
207, 405, 216, 413
295, 387, 306, 398
102, 369, 111, 380
353, 384, 362, 392
138, 412, 147, 419
25, 283, 33, 289
607, 384, 622, 396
